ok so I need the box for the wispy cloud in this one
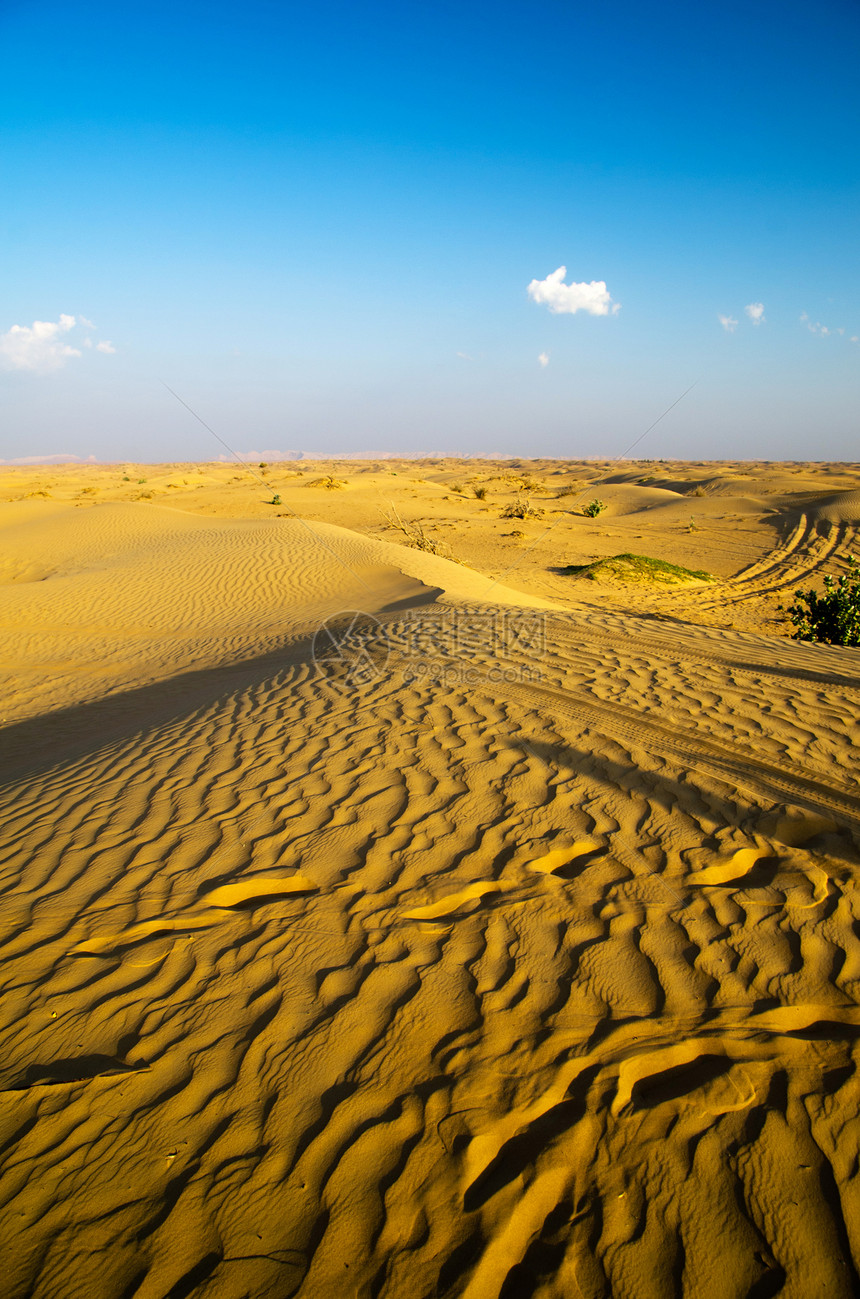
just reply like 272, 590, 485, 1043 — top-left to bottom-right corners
96, 340, 116, 354
527, 267, 620, 317
801, 311, 856, 341
456, 351, 473, 361
0, 314, 116, 372
718, 314, 738, 333
538, 352, 549, 368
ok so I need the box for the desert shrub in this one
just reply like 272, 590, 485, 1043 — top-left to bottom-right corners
582, 499, 607, 517
269, 494, 282, 505
782, 556, 860, 646
382, 505, 453, 557
473, 486, 488, 500
500, 496, 544, 521
307, 475, 347, 490
451, 483, 464, 493
403, 526, 447, 555
556, 484, 580, 498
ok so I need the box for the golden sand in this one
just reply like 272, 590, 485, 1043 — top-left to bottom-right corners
1, 459, 859, 1296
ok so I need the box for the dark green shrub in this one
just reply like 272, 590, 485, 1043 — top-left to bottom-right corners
582, 499, 606, 517
783, 556, 860, 646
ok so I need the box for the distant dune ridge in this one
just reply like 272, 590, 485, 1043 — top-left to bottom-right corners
1, 459, 860, 1297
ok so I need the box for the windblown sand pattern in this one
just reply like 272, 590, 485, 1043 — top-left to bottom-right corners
1, 467, 860, 1297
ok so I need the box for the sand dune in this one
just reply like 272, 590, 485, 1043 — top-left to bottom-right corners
811, 489, 860, 525
0, 501, 550, 724
1, 461, 859, 1296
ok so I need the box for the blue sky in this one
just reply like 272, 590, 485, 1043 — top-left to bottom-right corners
1, 0, 858, 461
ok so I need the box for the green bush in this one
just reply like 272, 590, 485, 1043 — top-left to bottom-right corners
783, 556, 860, 646
582, 499, 606, 517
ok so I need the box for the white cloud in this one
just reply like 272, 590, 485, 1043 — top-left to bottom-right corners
745, 302, 765, 325
538, 352, 549, 368
456, 351, 473, 361
718, 314, 738, 333
527, 266, 620, 316
0, 313, 116, 372
0, 314, 81, 372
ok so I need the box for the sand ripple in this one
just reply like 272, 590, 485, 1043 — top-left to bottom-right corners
1, 498, 859, 1295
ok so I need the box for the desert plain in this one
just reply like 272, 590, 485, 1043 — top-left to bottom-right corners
1, 456, 860, 1297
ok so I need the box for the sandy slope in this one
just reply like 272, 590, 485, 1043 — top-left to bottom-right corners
1, 463, 860, 1297
0, 501, 550, 723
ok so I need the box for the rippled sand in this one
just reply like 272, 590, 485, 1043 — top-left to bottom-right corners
1, 459, 859, 1297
